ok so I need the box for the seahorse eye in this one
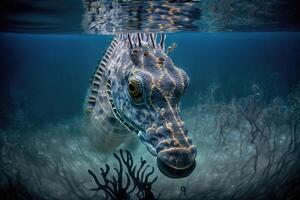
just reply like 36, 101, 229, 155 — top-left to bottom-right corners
128, 81, 139, 97
128, 78, 143, 101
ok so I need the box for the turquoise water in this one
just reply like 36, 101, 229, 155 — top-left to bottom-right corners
1, 32, 300, 199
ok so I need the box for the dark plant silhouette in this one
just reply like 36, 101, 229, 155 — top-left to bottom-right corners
88, 150, 158, 200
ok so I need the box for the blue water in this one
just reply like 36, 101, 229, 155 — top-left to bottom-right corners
1, 32, 300, 129
0, 32, 300, 200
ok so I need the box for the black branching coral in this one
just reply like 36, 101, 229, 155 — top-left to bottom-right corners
88, 150, 159, 200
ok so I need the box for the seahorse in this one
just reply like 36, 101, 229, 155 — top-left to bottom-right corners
85, 33, 197, 178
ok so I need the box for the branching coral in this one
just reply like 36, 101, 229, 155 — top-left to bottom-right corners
88, 150, 158, 200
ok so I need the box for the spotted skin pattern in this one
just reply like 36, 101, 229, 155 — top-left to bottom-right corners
85, 33, 197, 178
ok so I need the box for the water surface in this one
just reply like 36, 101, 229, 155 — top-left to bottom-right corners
1, 0, 300, 34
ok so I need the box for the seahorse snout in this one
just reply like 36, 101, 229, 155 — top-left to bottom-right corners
145, 118, 197, 178
157, 146, 197, 178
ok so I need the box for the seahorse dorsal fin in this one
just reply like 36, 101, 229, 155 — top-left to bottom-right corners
84, 37, 119, 114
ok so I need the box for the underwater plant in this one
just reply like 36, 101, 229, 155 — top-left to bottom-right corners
88, 150, 158, 200
180, 82, 300, 200
0, 83, 300, 200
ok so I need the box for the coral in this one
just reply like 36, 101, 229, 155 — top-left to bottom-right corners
88, 150, 158, 200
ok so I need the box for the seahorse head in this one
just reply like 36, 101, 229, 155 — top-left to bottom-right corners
108, 34, 197, 178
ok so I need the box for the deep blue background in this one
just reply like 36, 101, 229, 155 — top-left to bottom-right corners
0, 32, 300, 128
